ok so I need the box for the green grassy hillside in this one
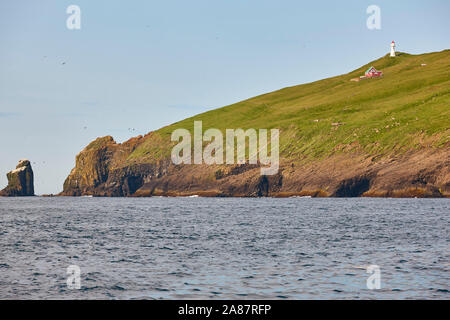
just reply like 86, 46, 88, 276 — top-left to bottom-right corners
128, 50, 450, 165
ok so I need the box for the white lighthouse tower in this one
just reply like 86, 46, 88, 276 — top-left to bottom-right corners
390, 41, 396, 57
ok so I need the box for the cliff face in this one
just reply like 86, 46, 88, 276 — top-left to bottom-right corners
61, 135, 170, 196
60, 143, 449, 197
0, 160, 34, 196
60, 51, 450, 198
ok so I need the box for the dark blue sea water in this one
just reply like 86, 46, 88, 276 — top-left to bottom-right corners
0, 197, 448, 299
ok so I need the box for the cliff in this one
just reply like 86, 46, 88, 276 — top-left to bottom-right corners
61, 50, 450, 197
0, 159, 34, 196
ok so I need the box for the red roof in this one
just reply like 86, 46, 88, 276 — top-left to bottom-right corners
365, 66, 383, 77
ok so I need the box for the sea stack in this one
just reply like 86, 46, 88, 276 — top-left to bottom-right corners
0, 159, 34, 196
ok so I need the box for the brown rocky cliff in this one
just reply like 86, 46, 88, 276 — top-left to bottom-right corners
60, 135, 160, 196
0, 159, 34, 196
62, 136, 118, 196
60, 136, 449, 198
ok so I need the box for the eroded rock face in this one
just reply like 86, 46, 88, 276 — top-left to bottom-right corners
60, 135, 450, 198
62, 136, 115, 196
60, 135, 152, 196
0, 159, 34, 196
59, 140, 450, 200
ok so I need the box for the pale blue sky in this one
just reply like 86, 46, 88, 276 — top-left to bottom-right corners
1, 0, 449, 194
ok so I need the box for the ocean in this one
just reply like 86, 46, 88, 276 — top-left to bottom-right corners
0, 197, 448, 299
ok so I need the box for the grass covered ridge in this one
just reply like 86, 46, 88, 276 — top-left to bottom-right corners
127, 50, 450, 165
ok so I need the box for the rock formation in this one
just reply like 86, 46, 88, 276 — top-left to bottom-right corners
60, 139, 449, 198
0, 159, 34, 196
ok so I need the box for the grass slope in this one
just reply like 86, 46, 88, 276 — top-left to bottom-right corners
127, 50, 450, 165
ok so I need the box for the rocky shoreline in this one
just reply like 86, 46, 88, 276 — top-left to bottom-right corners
58, 136, 449, 198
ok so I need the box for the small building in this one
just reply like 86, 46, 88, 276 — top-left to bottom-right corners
365, 66, 383, 78
350, 65, 384, 82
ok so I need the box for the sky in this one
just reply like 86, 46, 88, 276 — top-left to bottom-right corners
1, 0, 449, 194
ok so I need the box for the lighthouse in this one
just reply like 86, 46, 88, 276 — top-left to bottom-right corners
390, 41, 396, 57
